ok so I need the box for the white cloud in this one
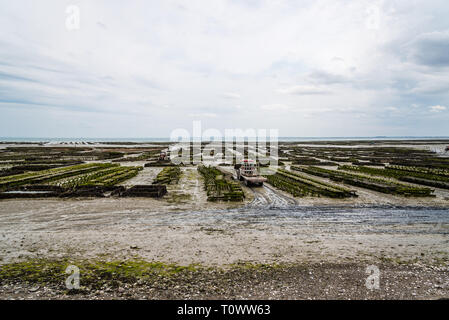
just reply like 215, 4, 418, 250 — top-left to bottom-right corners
188, 113, 218, 118
0, 0, 448, 137
221, 92, 241, 99
429, 105, 447, 112
407, 30, 449, 67
276, 85, 331, 95
260, 104, 291, 111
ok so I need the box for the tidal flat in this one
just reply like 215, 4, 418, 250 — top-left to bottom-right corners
0, 140, 448, 299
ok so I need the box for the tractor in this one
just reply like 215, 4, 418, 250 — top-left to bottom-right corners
234, 159, 267, 186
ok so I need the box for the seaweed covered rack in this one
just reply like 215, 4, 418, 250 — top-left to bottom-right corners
0, 162, 169, 198
197, 165, 244, 201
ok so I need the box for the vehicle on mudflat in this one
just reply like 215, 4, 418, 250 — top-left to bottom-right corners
234, 159, 267, 186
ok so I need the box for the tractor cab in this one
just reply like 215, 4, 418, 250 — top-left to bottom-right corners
240, 159, 258, 177
234, 159, 267, 186
159, 151, 168, 161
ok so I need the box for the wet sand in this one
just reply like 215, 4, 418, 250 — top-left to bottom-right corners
0, 182, 447, 267
0, 165, 448, 299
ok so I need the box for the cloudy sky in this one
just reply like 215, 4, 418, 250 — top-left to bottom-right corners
1, 0, 449, 138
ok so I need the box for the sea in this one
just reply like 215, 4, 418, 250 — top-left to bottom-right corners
1, 136, 449, 143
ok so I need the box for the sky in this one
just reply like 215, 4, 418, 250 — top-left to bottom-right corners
0, 0, 449, 138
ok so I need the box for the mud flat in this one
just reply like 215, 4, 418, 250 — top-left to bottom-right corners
118, 166, 162, 186
1, 140, 448, 299
0, 202, 448, 299
0, 188, 448, 299
0, 182, 448, 301
264, 178, 449, 208
1, 195, 447, 266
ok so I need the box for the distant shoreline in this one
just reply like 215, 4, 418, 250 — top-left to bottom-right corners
1, 136, 449, 143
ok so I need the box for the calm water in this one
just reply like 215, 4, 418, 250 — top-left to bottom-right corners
1, 136, 449, 143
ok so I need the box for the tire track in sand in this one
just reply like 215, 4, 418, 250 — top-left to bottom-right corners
248, 184, 297, 208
